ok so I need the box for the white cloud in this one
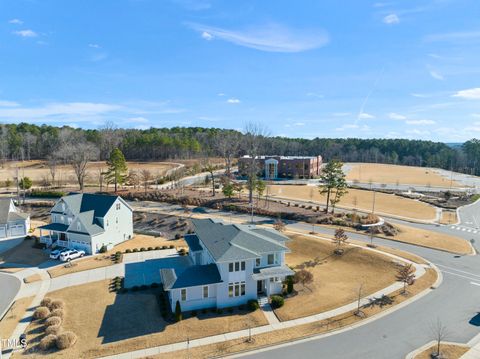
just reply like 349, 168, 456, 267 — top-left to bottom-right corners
332, 112, 351, 117
388, 112, 407, 120
306, 92, 324, 99
128, 117, 149, 123
471, 114, 480, 118
0, 100, 20, 107
452, 88, 480, 100
359, 112, 375, 119
293, 122, 305, 126
201, 31, 213, 40
217, 93, 225, 97
227, 98, 240, 104
9, 19, 23, 25
406, 129, 430, 135
406, 119, 436, 125
411, 93, 431, 98
188, 22, 329, 53
336, 124, 370, 132
429, 70, 444, 80
88, 43, 101, 48
425, 31, 480, 42
12, 29, 37, 37
383, 14, 400, 24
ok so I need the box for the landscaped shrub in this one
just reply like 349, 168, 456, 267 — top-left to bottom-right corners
151, 282, 159, 288
247, 300, 259, 311
46, 325, 62, 335
133, 248, 139, 252
238, 304, 244, 310
140, 247, 146, 252
202, 308, 208, 314
191, 310, 197, 317
286, 276, 294, 294
45, 316, 62, 327
40, 298, 52, 307
50, 309, 64, 319
155, 246, 161, 250
55, 331, 77, 349
132, 286, 139, 291
140, 285, 148, 290
175, 300, 182, 322
33, 306, 50, 319
99, 245, 107, 253
174, 233, 182, 240
162, 245, 168, 249
228, 307, 234, 313
169, 245, 175, 249
216, 308, 223, 314
270, 295, 284, 309
49, 300, 65, 310
39, 334, 57, 350
178, 248, 187, 256
125, 249, 132, 253
148, 247, 154, 251
30, 190, 66, 198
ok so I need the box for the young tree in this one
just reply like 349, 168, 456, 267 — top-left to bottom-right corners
4, 178, 12, 189
354, 283, 364, 317
431, 319, 448, 358
105, 148, 128, 193
294, 269, 314, 291
222, 181, 234, 199
333, 228, 348, 255
255, 179, 266, 206
330, 182, 348, 214
140, 169, 152, 194
233, 182, 243, 199
203, 160, 217, 197
127, 170, 140, 190
19, 177, 32, 190
215, 131, 240, 176
47, 154, 58, 187
273, 217, 286, 233
318, 160, 347, 213
62, 141, 99, 191
396, 263, 415, 294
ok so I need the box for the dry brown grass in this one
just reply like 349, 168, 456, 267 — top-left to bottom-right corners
112, 234, 186, 253
0, 296, 33, 339
439, 210, 458, 225
155, 269, 438, 359
16, 280, 267, 359
346, 163, 461, 187
0, 239, 50, 268
23, 273, 41, 283
47, 254, 116, 278
414, 343, 469, 359
267, 185, 437, 220
275, 234, 399, 321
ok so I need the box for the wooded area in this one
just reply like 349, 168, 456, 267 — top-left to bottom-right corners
0, 122, 479, 176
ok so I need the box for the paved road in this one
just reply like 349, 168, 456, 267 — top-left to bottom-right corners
129, 200, 480, 359
0, 273, 21, 320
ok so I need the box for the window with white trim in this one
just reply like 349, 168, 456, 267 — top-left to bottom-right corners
267, 254, 274, 265
229, 261, 246, 272
228, 281, 246, 297
255, 258, 260, 267
203, 285, 209, 298
181, 288, 187, 301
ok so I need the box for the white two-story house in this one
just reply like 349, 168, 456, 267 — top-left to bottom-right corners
160, 218, 293, 312
38, 193, 133, 254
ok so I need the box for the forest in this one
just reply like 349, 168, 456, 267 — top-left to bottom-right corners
0, 122, 479, 176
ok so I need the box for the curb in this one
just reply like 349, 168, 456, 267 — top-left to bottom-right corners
405, 340, 470, 359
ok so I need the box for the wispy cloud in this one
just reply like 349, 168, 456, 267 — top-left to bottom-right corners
0, 100, 20, 107
336, 123, 370, 132
425, 30, 480, 42
383, 14, 400, 24
9, 19, 23, 25
188, 22, 329, 53
429, 69, 444, 80
332, 112, 351, 117
172, 0, 211, 11
227, 98, 241, 104
452, 88, 480, 100
406, 119, 436, 125
201, 31, 213, 41
388, 112, 407, 120
306, 92, 324, 99
12, 29, 37, 38
359, 112, 375, 119
88, 43, 101, 48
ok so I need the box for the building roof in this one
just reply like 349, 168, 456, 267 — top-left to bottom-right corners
161, 264, 222, 290
38, 223, 69, 232
0, 198, 29, 224
252, 265, 294, 281
184, 234, 203, 252
190, 219, 290, 262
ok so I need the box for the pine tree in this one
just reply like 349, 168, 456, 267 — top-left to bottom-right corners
105, 148, 128, 193
318, 160, 347, 213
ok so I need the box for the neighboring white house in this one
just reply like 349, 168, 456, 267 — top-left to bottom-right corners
161, 218, 293, 312
38, 193, 133, 254
0, 198, 30, 239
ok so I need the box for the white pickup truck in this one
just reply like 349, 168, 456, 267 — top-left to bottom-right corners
59, 249, 85, 262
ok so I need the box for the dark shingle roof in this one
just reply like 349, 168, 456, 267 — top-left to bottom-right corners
191, 219, 290, 262
161, 264, 222, 290
184, 234, 203, 252
62, 193, 118, 218
38, 223, 69, 232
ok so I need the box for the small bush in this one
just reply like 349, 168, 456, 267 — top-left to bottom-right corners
169, 245, 175, 249
174, 233, 182, 240
39, 334, 57, 350
46, 325, 62, 335
56, 331, 77, 349
140, 285, 148, 290
99, 245, 107, 253
162, 245, 168, 249
216, 308, 223, 314
45, 316, 62, 327
50, 309, 64, 319
247, 300, 259, 311
175, 301, 182, 322
178, 248, 187, 256
40, 297, 52, 307
151, 282, 159, 288
148, 247, 154, 251
238, 304, 244, 310
132, 286, 139, 291
210, 307, 216, 313
49, 300, 65, 310
202, 308, 208, 314
33, 306, 50, 319
125, 249, 132, 253
270, 295, 284, 309
228, 307, 234, 313
286, 276, 294, 294
191, 310, 197, 317
133, 248, 139, 252
140, 247, 146, 252
155, 246, 161, 250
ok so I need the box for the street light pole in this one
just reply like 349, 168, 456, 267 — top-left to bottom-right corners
372, 190, 376, 215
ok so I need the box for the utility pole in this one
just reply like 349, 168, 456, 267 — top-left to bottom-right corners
15, 166, 19, 204
372, 190, 376, 215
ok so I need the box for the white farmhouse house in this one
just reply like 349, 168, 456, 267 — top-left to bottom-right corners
161, 218, 293, 311
38, 193, 133, 254
0, 198, 30, 239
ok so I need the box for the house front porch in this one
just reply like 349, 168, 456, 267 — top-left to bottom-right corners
38, 223, 69, 248
253, 265, 294, 297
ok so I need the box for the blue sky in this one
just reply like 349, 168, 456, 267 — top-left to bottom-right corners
0, 0, 479, 142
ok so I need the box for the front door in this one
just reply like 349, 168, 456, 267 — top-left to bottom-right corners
257, 280, 264, 294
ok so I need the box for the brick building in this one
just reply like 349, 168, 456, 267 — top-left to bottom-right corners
238, 155, 323, 180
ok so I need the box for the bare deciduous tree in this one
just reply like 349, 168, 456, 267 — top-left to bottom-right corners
293, 269, 313, 291
215, 131, 241, 176
431, 319, 449, 358
273, 217, 286, 232
47, 154, 58, 187
140, 169, 152, 194
62, 142, 99, 191
99, 120, 123, 160
396, 263, 415, 294
333, 228, 349, 255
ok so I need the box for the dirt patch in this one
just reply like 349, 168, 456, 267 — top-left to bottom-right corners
439, 210, 458, 225
345, 163, 461, 187
275, 234, 399, 321
414, 343, 469, 359
112, 234, 186, 252
16, 280, 267, 359
0, 296, 34, 339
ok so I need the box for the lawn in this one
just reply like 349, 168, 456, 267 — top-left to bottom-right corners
0, 296, 33, 339
274, 234, 399, 321
112, 234, 186, 253
345, 163, 461, 187
267, 185, 437, 221
439, 210, 458, 225
0, 240, 49, 268
16, 280, 267, 359
414, 343, 469, 359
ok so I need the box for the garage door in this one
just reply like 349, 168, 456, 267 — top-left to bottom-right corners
0, 226, 6, 238
10, 225, 25, 236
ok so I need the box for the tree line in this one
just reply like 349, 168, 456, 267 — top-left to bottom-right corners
1, 122, 479, 175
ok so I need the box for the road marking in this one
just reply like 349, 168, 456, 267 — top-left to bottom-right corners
436, 264, 480, 279
470, 282, 480, 287
441, 270, 480, 282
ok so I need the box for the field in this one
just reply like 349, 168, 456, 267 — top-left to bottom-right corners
345, 163, 461, 187
0, 160, 178, 187
275, 234, 399, 321
267, 185, 437, 221
0, 296, 33, 339
16, 280, 267, 359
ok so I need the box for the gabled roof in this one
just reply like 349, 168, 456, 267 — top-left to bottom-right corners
161, 264, 222, 290
0, 198, 28, 224
184, 234, 203, 252
58, 193, 119, 218
191, 219, 290, 262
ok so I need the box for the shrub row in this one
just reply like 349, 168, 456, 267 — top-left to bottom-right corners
124, 245, 174, 253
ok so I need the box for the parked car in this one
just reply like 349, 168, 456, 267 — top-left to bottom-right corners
49, 247, 69, 260
59, 249, 85, 262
